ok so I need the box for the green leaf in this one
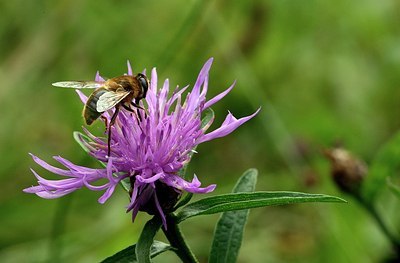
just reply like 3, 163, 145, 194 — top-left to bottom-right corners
73, 131, 106, 169
387, 178, 400, 199
120, 177, 131, 193
135, 216, 162, 263
177, 191, 346, 223
209, 169, 257, 263
228, 169, 258, 193
362, 131, 400, 202
73, 131, 93, 153
201, 108, 215, 131
101, 241, 173, 263
173, 192, 194, 211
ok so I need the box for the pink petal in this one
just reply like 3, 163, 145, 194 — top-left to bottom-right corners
95, 71, 105, 82
198, 108, 260, 144
203, 81, 235, 110
162, 174, 216, 193
127, 60, 133, 76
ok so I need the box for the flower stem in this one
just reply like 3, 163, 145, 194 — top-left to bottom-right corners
354, 193, 400, 257
162, 214, 199, 263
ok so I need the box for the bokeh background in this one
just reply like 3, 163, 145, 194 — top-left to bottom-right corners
1, 0, 400, 262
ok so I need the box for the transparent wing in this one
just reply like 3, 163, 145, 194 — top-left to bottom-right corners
52, 81, 104, 89
96, 90, 130, 112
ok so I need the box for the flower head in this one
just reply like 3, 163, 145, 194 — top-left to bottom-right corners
24, 58, 259, 226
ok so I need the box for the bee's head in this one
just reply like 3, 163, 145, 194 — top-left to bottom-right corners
136, 73, 149, 99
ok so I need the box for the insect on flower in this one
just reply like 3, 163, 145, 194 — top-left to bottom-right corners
52, 73, 149, 156
25, 58, 260, 227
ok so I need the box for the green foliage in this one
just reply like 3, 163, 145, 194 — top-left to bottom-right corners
101, 241, 173, 263
362, 131, 400, 202
173, 192, 194, 211
176, 191, 345, 223
201, 108, 215, 131
122, 169, 344, 262
135, 216, 162, 263
102, 169, 344, 263
387, 178, 400, 200
73, 131, 92, 154
209, 169, 257, 263
119, 178, 132, 193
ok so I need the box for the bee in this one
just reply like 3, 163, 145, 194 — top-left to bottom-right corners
52, 74, 149, 156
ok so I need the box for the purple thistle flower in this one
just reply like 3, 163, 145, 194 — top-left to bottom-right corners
24, 58, 259, 226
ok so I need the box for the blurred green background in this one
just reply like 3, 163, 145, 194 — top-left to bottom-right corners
1, 0, 400, 262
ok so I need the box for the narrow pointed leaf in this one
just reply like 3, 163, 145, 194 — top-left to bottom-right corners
101, 241, 173, 263
210, 169, 257, 263
177, 191, 346, 223
362, 130, 400, 202
135, 216, 162, 263
201, 108, 215, 131
120, 177, 131, 193
73, 131, 92, 153
73, 131, 107, 168
173, 192, 194, 211
387, 178, 400, 199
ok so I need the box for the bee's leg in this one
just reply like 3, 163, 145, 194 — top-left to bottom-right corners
108, 107, 120, 157
122, 104, 145, 133
122, 104, 141, 123
131, 99, 148, 121
130, 101, 145, 111
122, 104, 136, 113
101, 116, 108, 133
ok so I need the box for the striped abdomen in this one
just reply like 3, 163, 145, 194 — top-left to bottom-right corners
83, 88, 108, 125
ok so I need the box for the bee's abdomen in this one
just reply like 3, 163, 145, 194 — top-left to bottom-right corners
83, 88, 107, 125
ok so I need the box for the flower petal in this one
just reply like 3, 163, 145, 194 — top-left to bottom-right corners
76, 90, 88, 104
162, 174, 216, 193
203, 81, 235, 110
36, 188, 76, 199
136, 172, 164, 183
30, 154, 75, 177
98, 183, 117, 204
153, 191, 167, 228
127, 60, 133, 76
197, 108, 260, 144
185, 58, 213, 113
192, 58, 213, 101
95, 71, 105, 82
146, 68, 158, 110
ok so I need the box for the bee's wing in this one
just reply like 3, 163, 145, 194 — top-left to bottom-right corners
52, 81, 104, 89
96, 90, 130, 112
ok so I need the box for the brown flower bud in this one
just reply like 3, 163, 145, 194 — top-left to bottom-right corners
324, 147, 367, 194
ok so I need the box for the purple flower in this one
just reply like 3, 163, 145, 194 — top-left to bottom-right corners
24, 58, 259, 226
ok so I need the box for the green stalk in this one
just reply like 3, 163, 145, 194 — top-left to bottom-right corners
354, 194, 400, 257
162, 214, 198, 263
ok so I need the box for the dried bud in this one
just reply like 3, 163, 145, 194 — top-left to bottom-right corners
324, 147, 367, 194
